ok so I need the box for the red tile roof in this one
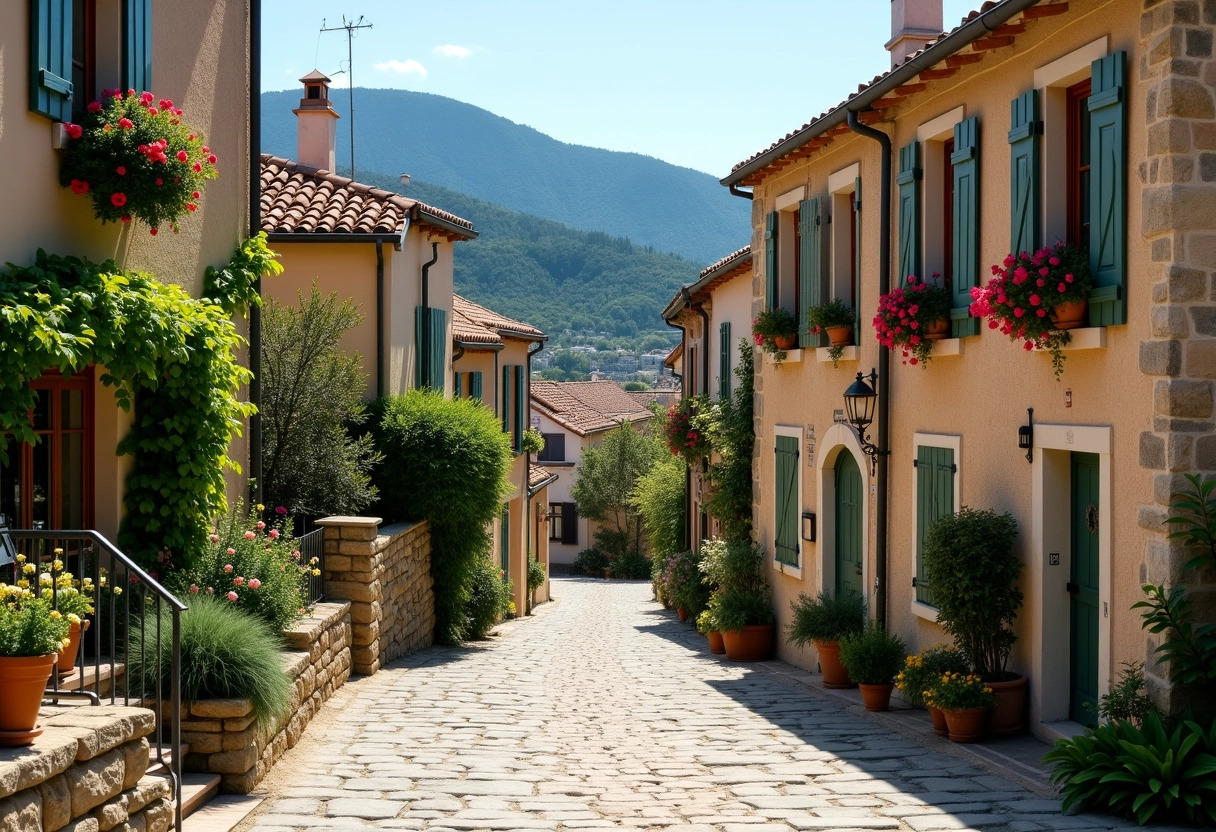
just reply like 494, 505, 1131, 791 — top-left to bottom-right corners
662, 246, 753, 321
530, 380, 653, 437
529, 464, 557, 490
453, 295, 544, 342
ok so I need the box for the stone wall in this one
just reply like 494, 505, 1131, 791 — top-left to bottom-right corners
1136, 0, 1216, 714
0, 706, 172, 832
182, 601, 352, 793
318, 516, 435, 675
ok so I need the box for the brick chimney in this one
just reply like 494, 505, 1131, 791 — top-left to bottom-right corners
886, 0, 943, 68
294, 70, 339, 171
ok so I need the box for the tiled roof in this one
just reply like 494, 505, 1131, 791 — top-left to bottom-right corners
530, 380, 653, 437
628, 390, 679, 409
453, 295, 544, 341
260, 154, 476, 239
664, 342, 683, 368
529, 465, 557, 490
662, 245, 753, 321
700, 246, 752, 280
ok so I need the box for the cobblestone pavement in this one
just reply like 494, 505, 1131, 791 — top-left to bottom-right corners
237, 578, 1160, 832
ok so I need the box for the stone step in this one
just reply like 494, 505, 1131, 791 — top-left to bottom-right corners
181, 794, 262, 832
146, 742, 190, 777
48, 660, 126, 696
180, 772, 222, 819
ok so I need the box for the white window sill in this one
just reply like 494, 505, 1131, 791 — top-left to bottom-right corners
930, 338, 964, 357
1060, 327, 1106, 351
911, 600, 941, 623
773, 560, 802, 580
766, 349, 803, 365
817, 346, 858, 363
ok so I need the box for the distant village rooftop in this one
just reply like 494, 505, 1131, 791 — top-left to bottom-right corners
531, 380, 653, 437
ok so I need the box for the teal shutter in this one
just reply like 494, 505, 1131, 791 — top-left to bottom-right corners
500, 505, 510, 574
798, 198, 821, 346
430, 308, 447, 393
951, 116, 980, 337
897, 141, 922, 285
854, 178, 863, 335
719, 321, 732, 401
1008, 89, 1041, 256
765, 211, 779, 312
30, 0, 73, 121
915, 445, 955, 606
414, 306, 425, 389
454, 372, 463, 398
1088, 51, 1127, 327
774, 435, 799, 566
470, 371, 483, 401
502, 366, 511, 433
122, 0, 152, 93
513, 365, 525, 453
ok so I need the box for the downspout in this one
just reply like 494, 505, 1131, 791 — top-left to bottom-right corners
694, 304, 711, 397
248, 0, 263, 507
375, 240, 385, 398
846, 109, 891, 629
525, 338, 545, 613
663, 315, 690, 550
729, 184, 754, 200
419, 241, 439, 388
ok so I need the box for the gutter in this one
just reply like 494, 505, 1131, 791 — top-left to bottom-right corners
720, 0, 1044, 187
264, 232, 402, 245
729, 184, 754, 201
248, 0, 263, 507
524, 337, 547, 597
454, 340, 505, 353
420, 243, 439, 389
411, 204, 479, 240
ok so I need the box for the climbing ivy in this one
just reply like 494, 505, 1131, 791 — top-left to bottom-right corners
0, 235, 280, 569
203, 232, 283, 315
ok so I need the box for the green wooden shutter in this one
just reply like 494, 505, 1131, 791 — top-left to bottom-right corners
897, 141, 922, 285
30, 0, 73, 121
765, 211, 779, 312
1008, 89, 1041, 257
951, 116, 980, 337
1088, 51, 1127, 327
500, 504, 510, 574
454, 372, 463, 398
854, 178, 863, 335
502, 366, 511, 433
798, 198, 820, 346
430, 308, 447, 392
915, 445, 955, 607
719, 321, 732, 401
561, 502, 578, 545
513, 365, 525, 453
774, 435, 799, 566
470, 371, 483, 401
414, 306, 425, 389
122, 0, 152, 94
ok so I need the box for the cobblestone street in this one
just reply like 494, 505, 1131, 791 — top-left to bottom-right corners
236, 578, 1156, 832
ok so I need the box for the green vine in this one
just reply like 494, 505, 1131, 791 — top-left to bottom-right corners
203, 232, 283, 316
0, 236, 280, 569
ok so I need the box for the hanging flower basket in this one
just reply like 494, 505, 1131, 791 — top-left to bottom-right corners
59, 89, 219, 235
664, 396, 713, 464
873, 276, 952, 367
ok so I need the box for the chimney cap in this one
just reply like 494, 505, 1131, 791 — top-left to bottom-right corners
299, 69, 332, 84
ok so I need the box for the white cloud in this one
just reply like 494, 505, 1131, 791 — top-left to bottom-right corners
374, 59, 428, 77
432, 44, 471, 59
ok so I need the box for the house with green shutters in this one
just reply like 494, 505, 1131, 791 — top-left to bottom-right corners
718, 0, 1215, 738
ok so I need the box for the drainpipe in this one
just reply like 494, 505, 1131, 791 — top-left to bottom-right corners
846, 109, 892, 629
375, 240, 385, 398
419, 242, 439, 388
729, 184, 754, 201
248, 0, 263, 507
694, 303, 711, 396
525, 338, 546, 612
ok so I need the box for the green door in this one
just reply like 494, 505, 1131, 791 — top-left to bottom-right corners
1070, 452, 1100, 724
500, 503, 511, 576
834, 452, 864, 598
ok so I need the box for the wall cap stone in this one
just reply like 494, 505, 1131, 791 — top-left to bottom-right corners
316, 516, 382, 527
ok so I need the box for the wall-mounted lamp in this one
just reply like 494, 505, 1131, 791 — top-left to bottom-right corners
801, 512, 816, 543
843, 369, 888, 476
1018, 407, 1034, 463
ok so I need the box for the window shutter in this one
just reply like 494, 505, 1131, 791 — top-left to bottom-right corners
854, 178, 863, 335
1088, 51, 1127, 327
897, 141, 922, 286
500, 504, 510, 574
430, 308, 447, 393
797, 198, 820, 346
915, 445, 955, 607
774, 436, 799, 566
513, 365, 525, 453
502, 366, 511, 433
951, 116, 981, 337
454, 372, 463, 398
765, 211, 779, 312
122, 0, 152, 94
1008, 89, 1041, 257
561, 502, 578, 545
30, 0, 73, 121
414, 306, 425, 389
719, 321, 732, 401
470, 371, 483, 401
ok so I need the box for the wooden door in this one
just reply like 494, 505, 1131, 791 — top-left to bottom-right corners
1070, 452, 1100, 724
834, 452, 863, 598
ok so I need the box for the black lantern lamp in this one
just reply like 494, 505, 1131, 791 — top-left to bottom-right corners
843, 369, 888, 476
1018, 407, 1034, 463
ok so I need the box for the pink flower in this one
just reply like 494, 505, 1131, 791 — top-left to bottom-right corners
118, 117, 134, 129
248, 579, 261, 590
139, 91, 154, 105
234, 576, 244, 585
1036, 308, 1047, 317
207, 154, 217, 165
1058, 283, 1067, 293
159, 99, 173, 110
147, 107, 158, 116
65, 123, 83, 139
177, 150, 189, 163
111, 192, 127, 207
87, 101, 102, 113
223, 564, 233, 573
227, 591, 238, 602
276, 506, 288, 516
268, 528, 280, 539
209, 534, 220, 543
193, 162, 203, 172
1065, 274, 1074, 283
256, 521, 266, 530
244, 531, 255, 540
1014, 307, 1025, 318
1049, 256, 1061, 266
1024, 341, 1035, 351
1029, 294, 1041, 307
202, 145, 210, 154
226, 547, 235, 555
189, 584, 199, 594
155, 177, 163, 186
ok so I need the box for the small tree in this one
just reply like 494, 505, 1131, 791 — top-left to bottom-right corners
261, 286, 380, 518
631, 452, 687, 561
572, 422, 660, 562
704, 339, 755, 540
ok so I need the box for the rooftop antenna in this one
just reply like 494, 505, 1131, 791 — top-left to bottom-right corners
320, 15, 372, 178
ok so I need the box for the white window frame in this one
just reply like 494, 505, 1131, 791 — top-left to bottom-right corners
773, 424, 804, 579
828, 163, 860, 305
776, 187, 805, 315
917, 106, 966, 283
910, 432, 962, 623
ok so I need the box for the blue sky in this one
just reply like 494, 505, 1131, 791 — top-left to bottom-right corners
262, 1, 980, 177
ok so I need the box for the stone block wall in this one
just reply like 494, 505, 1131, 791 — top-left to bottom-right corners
1136, 0, 1216, 714
0, 706, 172, 832
182, 600, 352, 793
318, 516, 434, 675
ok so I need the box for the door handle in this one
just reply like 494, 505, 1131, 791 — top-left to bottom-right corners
856, 565, 862, 575
1066, 582, 1079, 594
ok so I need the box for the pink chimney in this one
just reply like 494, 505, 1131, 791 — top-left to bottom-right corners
886, 0, 944, 68
294, 70, 338, 171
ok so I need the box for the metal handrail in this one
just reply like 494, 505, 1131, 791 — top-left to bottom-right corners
296, 526, 325, 605
5, 529, 186, 831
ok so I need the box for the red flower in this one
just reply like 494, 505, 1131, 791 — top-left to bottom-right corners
69, 179, 89, 195
111, 192, 127, 207
150, 227, 158, 236
116, 166, 126, 176
139, 91, 154, 105
159, 99, 173, 110
155, 177, 163, 186
207, 154, 217, 165
186, 203, 197, 212
118, 117, 134, 129
177, 150, 189, 163
147, 107, 158, 116
192, 191, 200, 199
193, 162, 202, 172
65, 123, 83, 139
121, 214, 132, 224
86, 101, 102, 113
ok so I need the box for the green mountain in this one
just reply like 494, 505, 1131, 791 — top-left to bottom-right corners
354, 171, 699, 340
260, 87, 749, 263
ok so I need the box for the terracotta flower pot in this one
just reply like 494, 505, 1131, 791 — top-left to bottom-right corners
677, 607, 689, 623
773, 334, 797, 350
1051, 298, 1088, 330
57, 619, 90, 678
943, 706, 989, 743
0, 654, 56, 745
928, 705, 949, 736
813, 639, 855, 689
858, 683, 894, 711
825, 325, 854, 348
925, 318, 950, 340
707, 631, 725, 654
986, 674, 1028, 737
722, 624, 774, 661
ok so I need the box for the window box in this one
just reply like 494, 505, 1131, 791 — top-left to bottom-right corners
816, 346, 857, 364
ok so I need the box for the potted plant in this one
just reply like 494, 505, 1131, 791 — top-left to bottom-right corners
700, 538, 774, 661
925, 672, 995, 743
896, 644, 970, 735
969, 242, 1092, 379
0, 578, 71, 746
36, 550, 97, 677
806, 298, 856, 367
697, 609, 725, 655
521, 427, 546, 456
664, 396, 713, 465
873, 275, 952, 367
752, 307, 799, 364
667, 549, 709, 623
923, 507, 1026, 736
838, 622, 907, 711
60, 89, 219, 235
786, 589, 866, 688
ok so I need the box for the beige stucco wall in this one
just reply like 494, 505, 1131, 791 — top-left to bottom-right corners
710, 274, 754, 400
531, 412, 585, 564
748, 0, 1151, 736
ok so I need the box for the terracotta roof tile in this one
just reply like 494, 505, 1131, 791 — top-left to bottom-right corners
453, 295, 544, 339
530, 380, 653, 437
529, 465, 557, 490
699, 245, 752, 280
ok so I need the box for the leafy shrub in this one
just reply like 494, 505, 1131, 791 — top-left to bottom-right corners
786, 590, 865, 646
173, 504, 311, 632
571, 548, 609, 576
1098, 662, 1156, 728
132, 597, 291, 727
572, 423, 659, 560
838, 623, 907, 685
703, 342, 755, 540
611, 548, 652, 580
521, 427, 546, 456
631, 452, 687, 561
0, 583, 71, 656
663, 550, 709, 617
896, 644, 969, 707
708, 586, 775, 633
700, 538, 772, 632
527, 558, 546, 595
1044, 712, 1216, 827
466, 557, 512, 639
926, 673, 994, 710
370, 391, 513, 645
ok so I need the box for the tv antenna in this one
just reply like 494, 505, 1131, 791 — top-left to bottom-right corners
320, 15, 372, 178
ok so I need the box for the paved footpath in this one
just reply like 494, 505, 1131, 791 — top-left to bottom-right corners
236, 578, 1162, 832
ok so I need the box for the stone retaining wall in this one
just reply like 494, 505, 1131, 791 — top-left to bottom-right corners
318, 516, 434, 675
0, 705, 172, 832
182, 600, 352, 793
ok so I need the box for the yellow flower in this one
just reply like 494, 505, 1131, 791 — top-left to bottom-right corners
311, 569, 320, 576
22, 563, 36, 575
50, 610, 62, 619
52, 559, 64, 571
67, 613, 81, 624
113, 588, 123, 596
15, 554, 25, 563
256, 504, 265, 511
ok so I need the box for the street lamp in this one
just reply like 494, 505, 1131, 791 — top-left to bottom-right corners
843, 369, 887, 475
